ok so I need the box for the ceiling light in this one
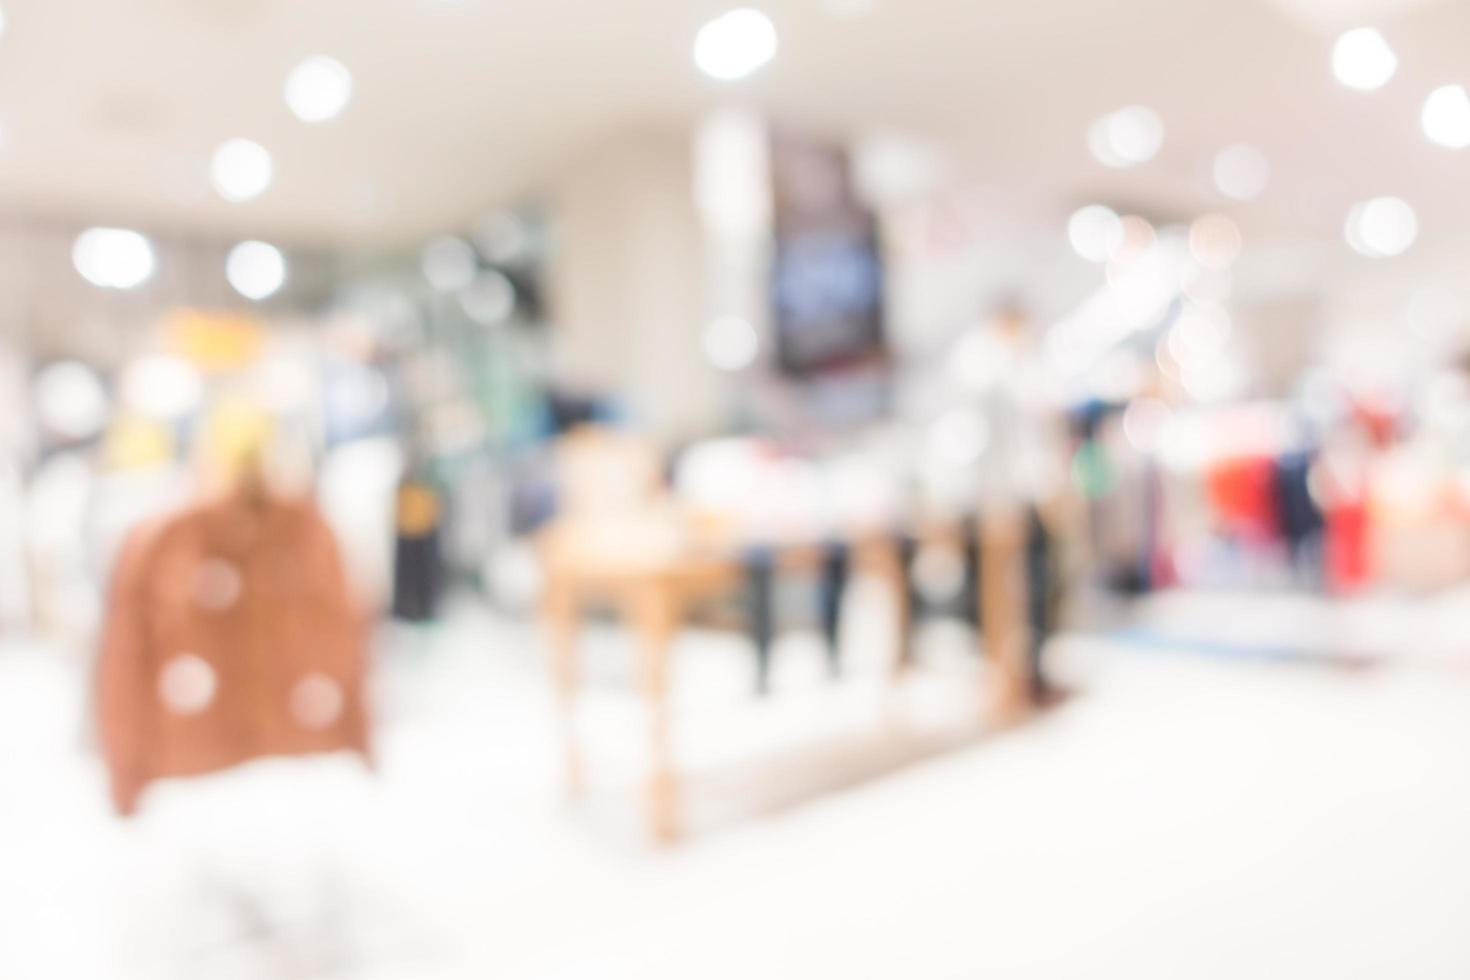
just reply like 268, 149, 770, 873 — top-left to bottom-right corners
421, 236, 478, 292
1087, 118, 1125, 168
694, 8, 778, 81
1111, 214, 1157, 268
122, 355, 203, 420
1422, 84, 1470, 149
459, 270, 516, 325
73, 227, 156, 289
703, 315, 759, 371
226, 240, 287, 300
211, 139, 273, 202
1344, 196, 1417, 257
1067, 205, 1124, 263
284, 55, 353, 124
1188, 214, 1242, 270
1088, 106, 1164, 168
1109, 107, 1165, 164
1332, 28, 1397, 91
34, 362, 108, 441
1168, 305, 1231, 367
1212, 144, 1269, 201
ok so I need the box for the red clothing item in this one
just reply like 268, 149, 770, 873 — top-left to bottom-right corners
96, 492, 371, 815
1325, 499, 1371, 594
1205, 455, 1280, 544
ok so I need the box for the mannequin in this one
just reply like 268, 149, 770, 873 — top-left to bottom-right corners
96, 398, 370, 816
94, 398, 388, 972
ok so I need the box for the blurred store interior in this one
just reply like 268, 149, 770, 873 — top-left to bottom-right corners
7, 0, 1470, 976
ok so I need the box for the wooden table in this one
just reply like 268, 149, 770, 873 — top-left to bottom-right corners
538, 514, 1028, 842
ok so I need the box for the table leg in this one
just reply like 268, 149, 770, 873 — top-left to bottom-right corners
981, 509, 1031, 724
882, 536, 914, 683
628, 583, 679, 843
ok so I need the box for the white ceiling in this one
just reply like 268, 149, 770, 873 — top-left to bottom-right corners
0, 0, 1465, 248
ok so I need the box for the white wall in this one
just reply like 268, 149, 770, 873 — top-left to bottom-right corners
546, 129, 717, 440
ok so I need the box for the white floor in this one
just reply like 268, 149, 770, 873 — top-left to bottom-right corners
5, 590, 1470, 978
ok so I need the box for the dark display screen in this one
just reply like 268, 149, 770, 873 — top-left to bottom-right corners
769, 127, 886, 376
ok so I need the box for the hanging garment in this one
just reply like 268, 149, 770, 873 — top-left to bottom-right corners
1325, 498, 1370, 593
1024, 506, 1056, 701
1205, 455, 1281, 544
1273, 450, 1324, 584
96, 492, 370, 816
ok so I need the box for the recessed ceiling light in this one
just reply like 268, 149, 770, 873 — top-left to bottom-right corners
72, 227, 156, 289
1332, 28, 1397, 91
284, 55, 353, 124
1422, 84, 1470, 149
421, 236, 478, 292
1344, 196, 1417, 257
226, 240, 287, 300
1114, 215, 1156, 263
1168, 305, 1231, 364
1212, 144, 1269, 201
1088, 106, 1164, 168
694, 8, 778, 82
1188, 214, 1242, 270
1067, 205, 1123, 263
211, 139, 273, 202
460, 270, 516, 325
34, 361, 108, 441
122, 356, 203, 420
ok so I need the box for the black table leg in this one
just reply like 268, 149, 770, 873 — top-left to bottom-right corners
819, 542, 850, 679
745, 549, 777, 695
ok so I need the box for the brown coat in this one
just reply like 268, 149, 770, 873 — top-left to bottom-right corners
96, 492, 370, 815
